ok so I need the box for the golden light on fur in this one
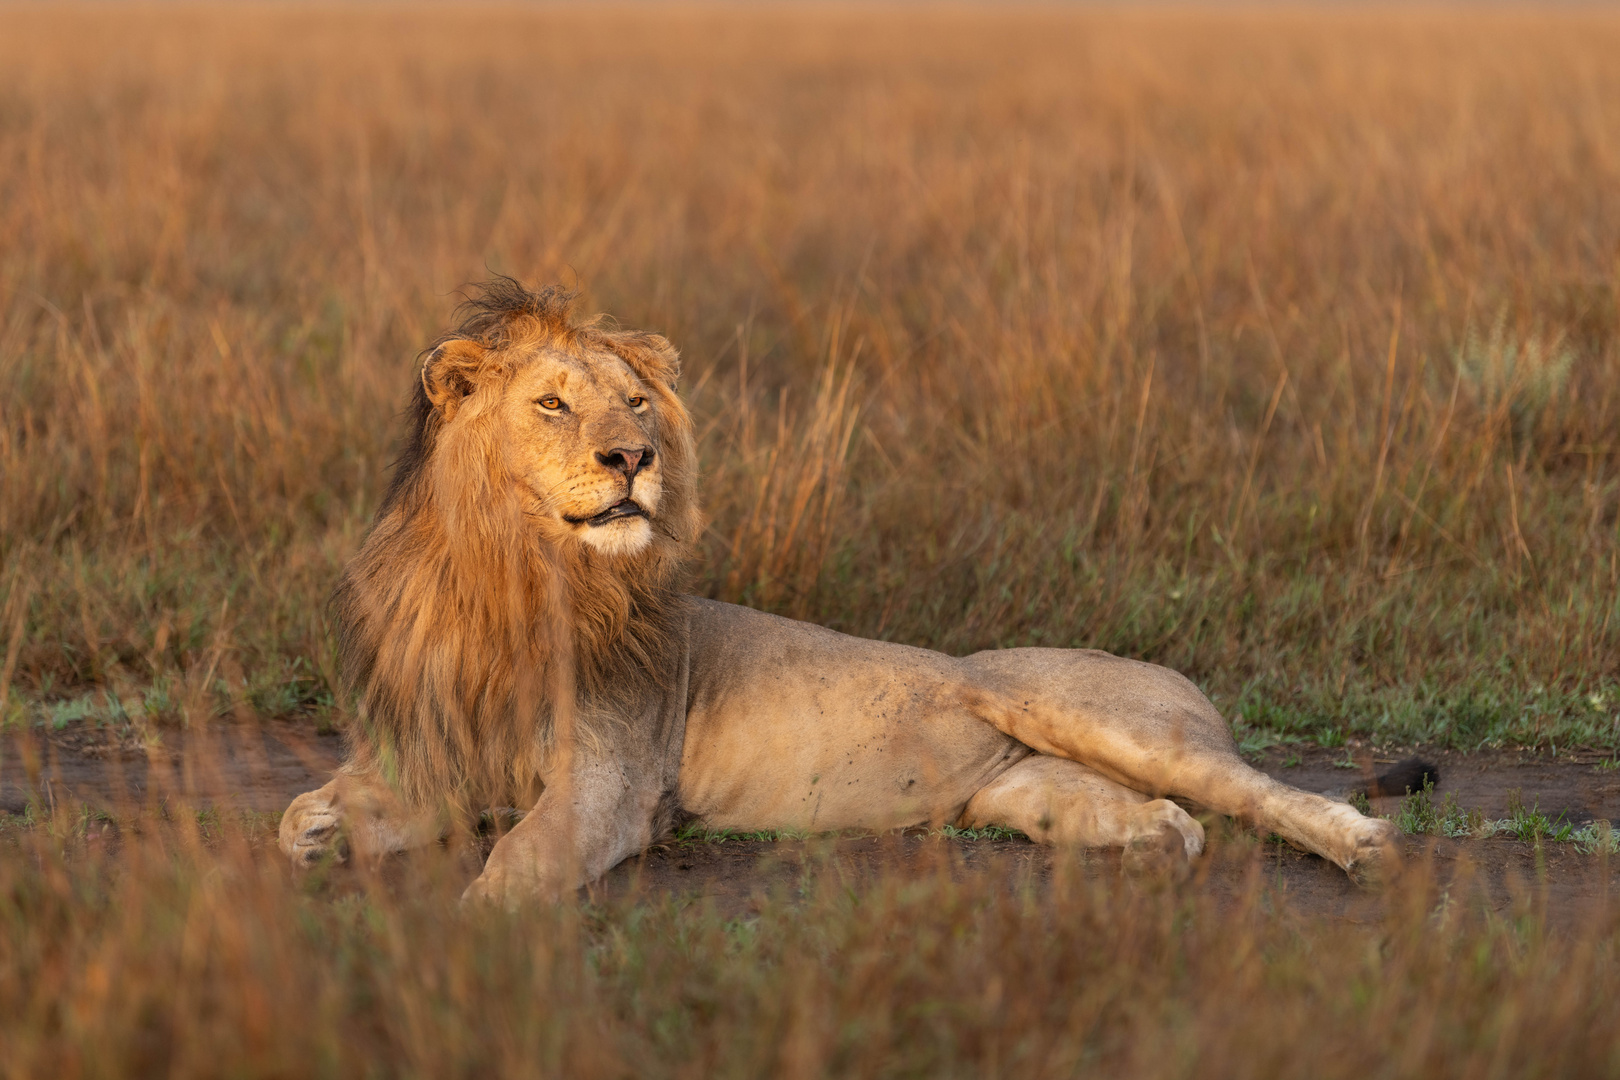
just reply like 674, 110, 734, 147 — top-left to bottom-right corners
331, 280, 701, 812
291, 281, 1405, 897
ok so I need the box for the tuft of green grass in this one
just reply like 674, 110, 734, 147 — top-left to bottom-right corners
1573, 821, 1620, 856
672, 823, 811, 845
1389, 784, 1620, 851
1393, 779, 1486, 839
1493, 790, 1576, 845
934, 824, 1030, 842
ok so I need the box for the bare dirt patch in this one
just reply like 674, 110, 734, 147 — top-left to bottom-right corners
6, 724, 1616, 923
0, 720, 343, 817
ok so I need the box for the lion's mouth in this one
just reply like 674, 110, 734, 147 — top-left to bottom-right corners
569, 499, 647, 528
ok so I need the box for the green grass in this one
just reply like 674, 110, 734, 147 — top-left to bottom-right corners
1231, 680, 1620, 755
672, 823, 813, 845
933, 825, 1030, 842
1388, 780, 1620, 853
1391, 779, 1487, 839
668, 823, 1029, 845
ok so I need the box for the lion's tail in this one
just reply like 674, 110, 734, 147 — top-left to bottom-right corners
1322, 756, 1440, 802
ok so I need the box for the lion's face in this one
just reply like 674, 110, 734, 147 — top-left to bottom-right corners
500, 345, 667, 557
421, 330, 683, 560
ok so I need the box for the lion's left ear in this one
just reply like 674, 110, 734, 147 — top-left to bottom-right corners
601, 331, 681, 391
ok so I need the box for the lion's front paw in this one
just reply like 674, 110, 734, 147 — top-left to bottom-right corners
279, 790, 347, 868
461, 862, 551, 912
460, 865, 513, 909
461, 842, 569, 910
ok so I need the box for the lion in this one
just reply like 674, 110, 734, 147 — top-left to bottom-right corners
280, 278, 1408, 904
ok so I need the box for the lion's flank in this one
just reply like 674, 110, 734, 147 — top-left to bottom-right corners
331, 279, 700, 810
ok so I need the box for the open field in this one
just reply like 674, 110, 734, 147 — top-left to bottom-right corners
3, 4, 1620, 1076
2, 3, 1617, 748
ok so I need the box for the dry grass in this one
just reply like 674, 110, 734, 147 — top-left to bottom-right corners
2, 5, 1618, 750
5, 807, 1620, 1079
3, 4, 1620, 1074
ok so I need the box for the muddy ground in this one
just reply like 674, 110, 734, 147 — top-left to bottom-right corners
5, 723, 1619, 923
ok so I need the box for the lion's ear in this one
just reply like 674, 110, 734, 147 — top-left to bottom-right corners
603, 331, 681, 391
422, 339, 487, 419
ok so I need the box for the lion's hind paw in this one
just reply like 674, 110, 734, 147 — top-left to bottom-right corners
1345, 840, 1403, 890
1344, 819, 1404, 890
1122, 822, 1194, 884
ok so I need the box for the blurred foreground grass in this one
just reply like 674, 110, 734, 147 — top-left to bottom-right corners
0, 5, 1617, 750
4, 805, 1620, 1079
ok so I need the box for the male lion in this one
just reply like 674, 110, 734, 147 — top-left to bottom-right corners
280, 278, 1406, 904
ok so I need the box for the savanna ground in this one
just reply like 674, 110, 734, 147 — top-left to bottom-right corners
3, 4, 1620, 1076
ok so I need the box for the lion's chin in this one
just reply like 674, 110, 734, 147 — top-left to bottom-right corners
575, 515, 654, 558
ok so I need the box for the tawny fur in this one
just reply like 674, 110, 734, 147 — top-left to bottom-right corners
284, 279, 1404, 900
331, 282, 701, 812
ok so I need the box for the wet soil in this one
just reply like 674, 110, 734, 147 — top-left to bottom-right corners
5, 724, 1618, 923
0, 719, 344, 817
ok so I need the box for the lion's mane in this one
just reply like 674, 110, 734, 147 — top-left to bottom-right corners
331, 280, 701, 810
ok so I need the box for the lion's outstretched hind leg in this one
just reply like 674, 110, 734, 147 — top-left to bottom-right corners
1146, 755, 1402, 886
959, 755, 1204, 881
958, 648, 1401, 885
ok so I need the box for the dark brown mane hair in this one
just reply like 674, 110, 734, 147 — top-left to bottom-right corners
332, 278, 700, 810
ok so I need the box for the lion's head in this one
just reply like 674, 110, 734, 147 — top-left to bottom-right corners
415, 285, 687, 559
331, 279, 701, 809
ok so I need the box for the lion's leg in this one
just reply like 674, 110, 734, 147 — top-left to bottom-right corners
1138, 752, 1400, 886
462, 754, 669, 908
961, 650, 1400, 884
960, 754, 1204, 878
1005, 719, 1398, 883
278, 772, 443, 868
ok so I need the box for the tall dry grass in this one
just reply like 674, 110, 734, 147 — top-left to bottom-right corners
0, 5, 1617, 747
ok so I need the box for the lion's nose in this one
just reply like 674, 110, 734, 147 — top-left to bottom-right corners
596, 446, 653, 479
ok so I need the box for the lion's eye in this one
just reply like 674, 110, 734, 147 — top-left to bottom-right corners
537, 396, 564, 411
627, 395, 647, 410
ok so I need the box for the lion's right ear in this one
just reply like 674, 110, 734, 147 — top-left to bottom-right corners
421, 339, 487, 420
